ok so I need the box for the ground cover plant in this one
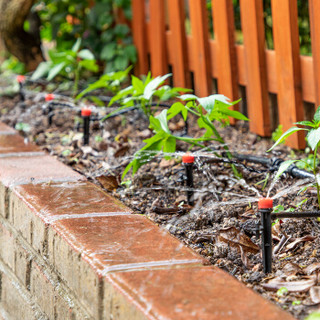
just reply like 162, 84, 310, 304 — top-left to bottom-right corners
1, 71, 320, 319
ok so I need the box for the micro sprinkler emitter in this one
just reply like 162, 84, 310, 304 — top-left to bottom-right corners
81, 108, 92, 145
16, 75, 26, 101
45, 93, 55, 126
182, 153, 195, 206
258, 198, 273, 274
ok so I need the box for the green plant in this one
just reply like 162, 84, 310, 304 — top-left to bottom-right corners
305, 312, 320, 320
31, 39, 98, 96
271, 124, 283, 143
276, 287, 288, 297
105, 73, 191, 119
39, 0, 136, 72
268, 106, 320, 208
75, 66, 132, 103
122, 94, 248, 179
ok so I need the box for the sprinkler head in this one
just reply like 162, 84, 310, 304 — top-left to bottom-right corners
16, 75, 26, 83
182, 153, 195, 164
258, 198, 273, 209
45, 93, 55, 101
81, 108, 92, 117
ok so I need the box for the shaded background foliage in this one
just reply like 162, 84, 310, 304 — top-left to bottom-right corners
38, 0, 136, 73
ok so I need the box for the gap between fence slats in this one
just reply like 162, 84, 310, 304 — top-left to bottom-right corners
271, 0, 304, 148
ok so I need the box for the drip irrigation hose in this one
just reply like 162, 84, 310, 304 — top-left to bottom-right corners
208, 152, 316, 179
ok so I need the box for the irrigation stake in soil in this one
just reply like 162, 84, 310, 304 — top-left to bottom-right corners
17, 75, 26, 101
81, 108, 92, 145
45, 93, 55, 126
182, 153, 195, 206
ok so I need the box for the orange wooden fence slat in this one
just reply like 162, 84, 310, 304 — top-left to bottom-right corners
168, 0, 190, 88
132, 0, 149, 76
309, 0, 320, 108
240, 0, 270, 136
188, 0, 212, 97
271, 0, 304, 148
212, 0, 238, 103
149, 0, 168, 77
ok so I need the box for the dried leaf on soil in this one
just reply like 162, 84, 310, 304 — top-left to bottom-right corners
96, 175, 120, 191
285, 235, 317, 251
262, 275, 317, 292
305, 263, 320, 275
310, 287, 320, 304
217, 227, 260, 253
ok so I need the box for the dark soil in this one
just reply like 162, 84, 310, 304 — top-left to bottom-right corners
1, 80, 320, 320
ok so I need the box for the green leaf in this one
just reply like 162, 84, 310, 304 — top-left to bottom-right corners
79, 60, 99, 72
149, 110, 170, 134
72, 38, 81, 52
78, 49, 95, 60
179, 94, 198, 101
163, 136, 176, 155
31, 62, 51, 80
100, 43, 117, 60
305, 312, 320, 320
307, 127, 320, 150
294, 120, 316, 127
167, 102, 188, 121
274, 160, 298, 180
131, 75, 145, 94
47, 62, 66, 80
220, 108, 249, 121
143, 73, 172, 100
314, 106, 320, 122
114, 55, 129, 70
268, 127, 306, 151
197, 94, 231, 114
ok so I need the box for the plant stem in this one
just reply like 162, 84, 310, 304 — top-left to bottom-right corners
313, 145, 320, 209
73, 65, 81, 98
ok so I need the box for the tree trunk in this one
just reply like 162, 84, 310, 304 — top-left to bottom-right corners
0, 0, 44, 71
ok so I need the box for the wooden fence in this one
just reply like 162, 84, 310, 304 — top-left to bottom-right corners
131, 0, 320, 149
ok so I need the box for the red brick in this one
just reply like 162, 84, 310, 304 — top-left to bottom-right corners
0, 134, 41, 154
108, 266, 296, 320
0, 155, 84, 187
0, 123, 15, 134
13, 180, 131, 221
52, 215, 201, 273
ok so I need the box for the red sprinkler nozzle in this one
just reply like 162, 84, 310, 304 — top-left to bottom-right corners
258, 198, 273, 209
17, 75, 26, 83
81, 108, 92, 117
182, 153, 195, 164
45, 93, 55, 101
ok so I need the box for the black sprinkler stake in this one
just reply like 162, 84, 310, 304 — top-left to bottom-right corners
45, 94, 55, 126
17, 75, 26, 101
182, 153, 195, 206
258, 198, 273, 274
81, 108, 92, 145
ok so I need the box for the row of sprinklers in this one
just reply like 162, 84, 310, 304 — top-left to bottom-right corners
16, 72, 320, 274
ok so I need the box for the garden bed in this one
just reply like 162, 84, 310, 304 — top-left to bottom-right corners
0, 80, 320, 320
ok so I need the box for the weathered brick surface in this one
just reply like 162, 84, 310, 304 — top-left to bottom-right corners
0, 134, 41, 154
0, 267, 47, 320
0, 122, 15, 134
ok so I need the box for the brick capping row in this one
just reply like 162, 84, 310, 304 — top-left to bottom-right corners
0, 122, 296, 319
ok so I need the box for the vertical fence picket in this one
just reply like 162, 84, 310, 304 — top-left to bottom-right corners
240, 0, 270, 136
272, 0, 304, 148
149, 0, 168, 77
168, 0, 190, 88
309, 0, 320, 108
132, 0, 149, 76
188, 0, 212, 96
212, 0, 238, 106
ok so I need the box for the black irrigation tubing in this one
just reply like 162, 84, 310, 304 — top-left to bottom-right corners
271, 211, 320, 219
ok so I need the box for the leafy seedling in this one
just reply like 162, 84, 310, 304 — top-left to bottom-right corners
268, 106, 320, 208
